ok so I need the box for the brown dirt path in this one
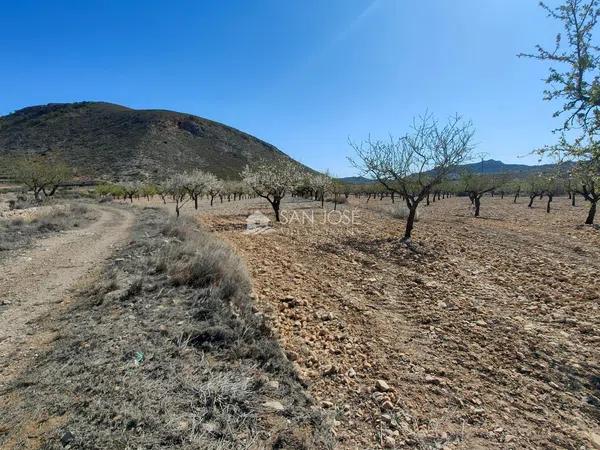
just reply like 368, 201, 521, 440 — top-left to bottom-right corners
0, 205, 135, 389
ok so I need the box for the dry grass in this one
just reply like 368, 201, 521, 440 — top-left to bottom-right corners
0, 203, 96, 253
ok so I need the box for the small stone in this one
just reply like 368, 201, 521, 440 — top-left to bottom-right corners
347, 368, 356, 377
375, 379, 392, 392
475, 320, 487, 326
263, 400, 285, 412
381, 400, 394, 411
60, 431, 75, 446
383, 436, 396, 448
322, 364, 338, 376
321, 400, 334, 408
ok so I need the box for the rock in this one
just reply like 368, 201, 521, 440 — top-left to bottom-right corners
587, 432, 600, 448
383, 436, 396, 448
375, 379, 392, 392
263, 400, 285, 412
475, 320, 487, 326
321, 400, 334, 408
425, 375, 441, 385
381, 400, 394, 411
322, 364, 338, 376
267, 380, 280, 390
60, 430, 75, 445
347, 368, 356, 377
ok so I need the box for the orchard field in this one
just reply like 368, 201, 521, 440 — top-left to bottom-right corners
148, 192, 600, 449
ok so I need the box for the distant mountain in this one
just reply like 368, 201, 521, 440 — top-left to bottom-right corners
337, 176, 374, 184
458, 159, 569, 175
0, 101, 304, 180
340, 159, 570, 184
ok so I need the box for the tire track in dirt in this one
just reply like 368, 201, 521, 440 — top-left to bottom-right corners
0, 205, 135, 388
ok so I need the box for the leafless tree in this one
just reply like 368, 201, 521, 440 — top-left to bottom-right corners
349, 113, 475, 241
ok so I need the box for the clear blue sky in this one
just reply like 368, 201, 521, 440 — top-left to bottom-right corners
1, 0, 564, 176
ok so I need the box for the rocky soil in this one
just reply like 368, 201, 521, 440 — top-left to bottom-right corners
195, 195, 600, 449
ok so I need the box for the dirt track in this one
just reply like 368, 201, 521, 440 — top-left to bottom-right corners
0, 205, 134, 388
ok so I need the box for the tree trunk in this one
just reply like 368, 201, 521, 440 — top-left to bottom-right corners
321, 194, 324, 208
528, 195, 535, 208
194, 195, 198, 210
514, 188, 520, 203
585, 200, 597, 225
546, 194, 553, 213
572, 193, 576, 207
403, 205, 418, 241
272, 199, 281, 222
426, 194, 430, 206
474, 196, 481, 217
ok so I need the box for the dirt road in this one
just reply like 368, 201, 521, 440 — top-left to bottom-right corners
0, 205, 134, 387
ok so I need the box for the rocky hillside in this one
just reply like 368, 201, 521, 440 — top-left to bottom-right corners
0, 102, 297, 180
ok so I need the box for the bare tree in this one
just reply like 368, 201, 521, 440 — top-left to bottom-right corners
242, 160, 302, 222
349, 113, 475, 241
461, 173, 507, 217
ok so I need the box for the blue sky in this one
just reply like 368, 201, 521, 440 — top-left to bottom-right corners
1, 0, 564, 176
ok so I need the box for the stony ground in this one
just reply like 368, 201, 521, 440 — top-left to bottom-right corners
2, 193, 599, 449
182, 194, 600, 449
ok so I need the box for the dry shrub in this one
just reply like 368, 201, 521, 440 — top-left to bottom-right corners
158, 218, 251, 299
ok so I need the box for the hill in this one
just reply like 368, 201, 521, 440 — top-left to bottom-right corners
0, 102, 299, 180
340, 159, 570, 183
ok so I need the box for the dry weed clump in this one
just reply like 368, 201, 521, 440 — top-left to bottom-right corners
0, 208, 333, 449
0, 202, 95, 253
158, 218, 251, 299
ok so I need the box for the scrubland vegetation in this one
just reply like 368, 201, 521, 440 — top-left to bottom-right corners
0, 202, 95, 254
0, 209, 333, 449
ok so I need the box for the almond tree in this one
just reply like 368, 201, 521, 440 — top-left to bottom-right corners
521, 0, 600, 224
119, 181, 140, 203
461, 172, 507, 217
242, 160, 302, 221
184, 170, 209, 209
312, 171, 334, 208
526, 175, 545, 208
10, 155, 72, 201
205, 173, 224, 206
349, 113, 475, 241
165, 173, 190, 217
573, 157, 600, 222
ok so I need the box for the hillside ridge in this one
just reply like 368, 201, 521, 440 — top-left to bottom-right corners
0, 101, 298, 180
